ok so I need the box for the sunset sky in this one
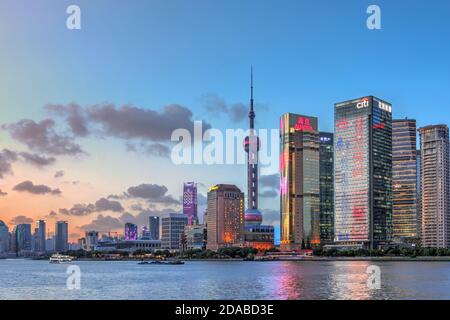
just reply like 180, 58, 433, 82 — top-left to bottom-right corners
1, 0, 449, 241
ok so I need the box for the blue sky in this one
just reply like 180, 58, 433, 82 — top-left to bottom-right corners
0, 0, 449, 240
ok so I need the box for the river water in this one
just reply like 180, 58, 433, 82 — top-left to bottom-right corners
0, 259, 449, 300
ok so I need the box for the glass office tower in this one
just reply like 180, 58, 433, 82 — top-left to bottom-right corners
55, 221, 68, 252
418, 125, 450, 248
280, 113, 320, 250
392, 119, 418, 242
334, 96, 392, 249
319, 132, 334, 245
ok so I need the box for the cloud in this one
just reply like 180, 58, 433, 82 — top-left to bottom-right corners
203, 93, 255, 122
78, 214, 123, 232
45, 103, 89, 137
260, 174, 279, 189
0, 149, 18, 178
13, 180, 62, 195
0, 189, 7, 196
126, 142, 170, 158
54, 170, 64, 178
43, 210, 59, 220
46, 102, 210, 157
2, 119, 84, 156
59, 197, 124, 216
78, 208, 175, 232
260, 208, 279, 226
260, 190, 278, 198
18, 152, 56, 167
59, 204, 96, 216
126, 183, 179, 205
0, 149, 56, 178
259, 173, 279, 198
85, 103, 210, 141
9, 215, 34, 225
94, 197, 124, 212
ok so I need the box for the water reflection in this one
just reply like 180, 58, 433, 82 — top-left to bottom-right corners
1, 260, 450, 300
327, 261, 375, 300
272, 262, 305, 299
268, 261, 381, 300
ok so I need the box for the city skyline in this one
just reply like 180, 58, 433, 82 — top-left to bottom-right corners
1, 1, 450, 243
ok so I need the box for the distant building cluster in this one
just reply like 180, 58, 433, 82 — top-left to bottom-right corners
1, 86, 449, 257
0, 220, 71, 257
280, 96, 450, 251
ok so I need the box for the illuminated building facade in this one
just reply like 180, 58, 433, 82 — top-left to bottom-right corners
206, 184, 244, 251
334, 96, 392, 249
392, 119, 418, 241
319, 132, 334, 245
183, 182, 198, 225
418, 125, 450, 248
124, 223, 138, 241
280, 113, 320, 250
243, 225, 275, 250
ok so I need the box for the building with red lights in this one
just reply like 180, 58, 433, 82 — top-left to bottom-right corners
334, 96, 393, 250
280, 113, 320, 251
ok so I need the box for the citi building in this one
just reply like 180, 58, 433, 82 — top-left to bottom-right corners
334, 96, 393, 249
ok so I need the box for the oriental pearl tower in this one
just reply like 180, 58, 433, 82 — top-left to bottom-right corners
243, 68, 263, 227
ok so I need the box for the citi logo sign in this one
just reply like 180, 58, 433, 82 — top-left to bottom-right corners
357, 98, 370, 109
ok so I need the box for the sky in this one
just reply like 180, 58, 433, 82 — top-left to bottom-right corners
0, 0, 449, 241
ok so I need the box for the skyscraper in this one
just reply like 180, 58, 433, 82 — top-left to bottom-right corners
416, 150, 422, 241
334, 96, 392, 249
14, 224, 32, 253
418, 125, 450, 248
206, 184, 245, 251
280, 113, 320, 250
149, 216, 160, 240
183, 182, 198, 225
0, 220, 9, 253
55, 221, 68, 252
392, 119, 418, 241
319, 132, 334, 245
124, 223, 138, 241
161, 213, 188, 250
34, 220, 46, 252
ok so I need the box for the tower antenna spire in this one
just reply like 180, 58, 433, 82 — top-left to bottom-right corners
249, 66, 255, 129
